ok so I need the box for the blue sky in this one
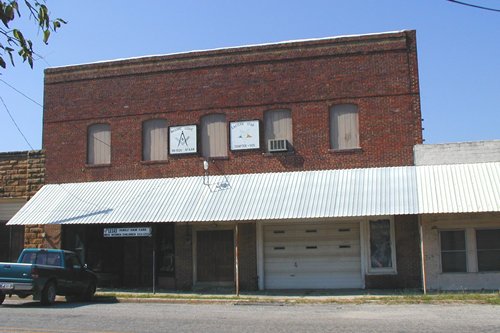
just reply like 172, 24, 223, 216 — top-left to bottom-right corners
1, 0, 499, 152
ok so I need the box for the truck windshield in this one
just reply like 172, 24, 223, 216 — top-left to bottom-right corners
20, 252, 63, 267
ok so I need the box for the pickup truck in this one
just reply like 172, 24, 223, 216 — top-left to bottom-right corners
0, 248, 97, 305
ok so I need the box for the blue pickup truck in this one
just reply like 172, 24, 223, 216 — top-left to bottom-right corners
0, 248, 97, 305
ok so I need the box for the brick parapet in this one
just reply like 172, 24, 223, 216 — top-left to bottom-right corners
45, 31, 412, 85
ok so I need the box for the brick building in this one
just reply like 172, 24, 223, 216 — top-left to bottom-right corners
0, 150, 45, 261
9, 30, 426, 290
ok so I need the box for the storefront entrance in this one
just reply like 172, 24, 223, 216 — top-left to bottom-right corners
62, 224, 174, 289
196, 230, 234, 283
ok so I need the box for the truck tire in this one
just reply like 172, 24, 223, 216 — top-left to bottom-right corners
41, 281, 57, 305
81, 282, 96, 302
0, 292, 5, 305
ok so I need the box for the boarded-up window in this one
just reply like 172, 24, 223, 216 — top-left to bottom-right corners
476, 229, 500, 272
440, 230, 467, 273
87, 124, 111, 165
330, 104, 359, 150
201, 114, 227, 158
143, 119, 168, 161
264, 109, 292, 151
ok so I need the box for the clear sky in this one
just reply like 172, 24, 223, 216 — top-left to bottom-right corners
0, 0, 499, 152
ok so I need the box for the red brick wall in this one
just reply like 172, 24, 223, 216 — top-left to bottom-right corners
238, 223, 258, 291
365, 215, 422, 289
43, 31, 422, 184
174, 224, 193, 290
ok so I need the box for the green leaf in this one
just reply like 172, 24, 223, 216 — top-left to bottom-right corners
13, 28, 23, 41
43, 29, 50, 44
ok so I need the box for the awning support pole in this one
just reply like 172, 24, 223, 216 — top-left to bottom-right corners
152, 226, 156, 294
235, 223, 240, 297
419, 217, 427, 295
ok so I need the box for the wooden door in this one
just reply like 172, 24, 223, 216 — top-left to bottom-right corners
196, 230, 234, 282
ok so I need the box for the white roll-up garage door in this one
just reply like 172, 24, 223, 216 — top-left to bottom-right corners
264, 222, 362, 289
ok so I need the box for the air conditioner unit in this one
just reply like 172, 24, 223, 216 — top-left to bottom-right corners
268, 139, 288, 152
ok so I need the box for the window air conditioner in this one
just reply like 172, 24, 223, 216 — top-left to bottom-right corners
268, 139, 288, 152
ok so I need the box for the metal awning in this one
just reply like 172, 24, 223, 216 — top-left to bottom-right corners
6, 162, 500, 225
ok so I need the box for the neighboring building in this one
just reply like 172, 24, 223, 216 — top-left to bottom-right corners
10, 30, 425, 290
0, 150, 45, 261
415, 141, 500, 291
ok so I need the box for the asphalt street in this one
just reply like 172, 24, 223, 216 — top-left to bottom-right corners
0, 299, 499, 333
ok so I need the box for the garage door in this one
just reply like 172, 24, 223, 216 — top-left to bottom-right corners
264, 222, 362, 289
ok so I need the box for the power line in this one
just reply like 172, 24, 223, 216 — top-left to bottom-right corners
0, 95, 35, 150
0, 79, 43, 107
447, 0, 500, 12
1, 78, 111, 148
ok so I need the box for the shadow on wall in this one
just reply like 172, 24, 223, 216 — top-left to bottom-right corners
277, 153, 305, 169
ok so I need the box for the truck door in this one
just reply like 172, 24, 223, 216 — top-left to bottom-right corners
64, 253, 86, 293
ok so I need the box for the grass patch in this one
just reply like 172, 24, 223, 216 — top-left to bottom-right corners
94, 291, 500, 305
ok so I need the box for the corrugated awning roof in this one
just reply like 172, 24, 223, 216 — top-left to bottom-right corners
6, 162, 500, 225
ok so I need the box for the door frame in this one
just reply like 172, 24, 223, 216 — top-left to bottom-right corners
192, 223, 236, 286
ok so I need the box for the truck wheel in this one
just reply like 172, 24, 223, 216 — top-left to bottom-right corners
41, 281, 57, 305
0, 292, 5, 305
81, 282, 96, 302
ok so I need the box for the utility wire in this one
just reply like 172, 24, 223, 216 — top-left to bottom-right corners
447, 0, 500, 12
0, 79, 43, 107
0, 95, 35, 150
1, 78, 111, 148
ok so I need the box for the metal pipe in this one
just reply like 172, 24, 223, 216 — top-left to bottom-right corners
153, 248, 156, 294
152, 225, 156, 294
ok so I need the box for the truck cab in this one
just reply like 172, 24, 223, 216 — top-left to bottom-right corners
0, 248, 97, 305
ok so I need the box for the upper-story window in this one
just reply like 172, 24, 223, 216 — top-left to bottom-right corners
87, 123, 111, 165
330, 104, 359, 150
201, 114, 227, 158
143, 119, 168, 161
264, 109, 292, 152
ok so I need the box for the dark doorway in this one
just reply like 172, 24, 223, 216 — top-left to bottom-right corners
0, 222, 24, 262
196, 230, 234, 282
63, 224, 175, 289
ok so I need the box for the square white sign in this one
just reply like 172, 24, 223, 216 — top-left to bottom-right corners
230, 120, 260, 151
169, 125, 197, 155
